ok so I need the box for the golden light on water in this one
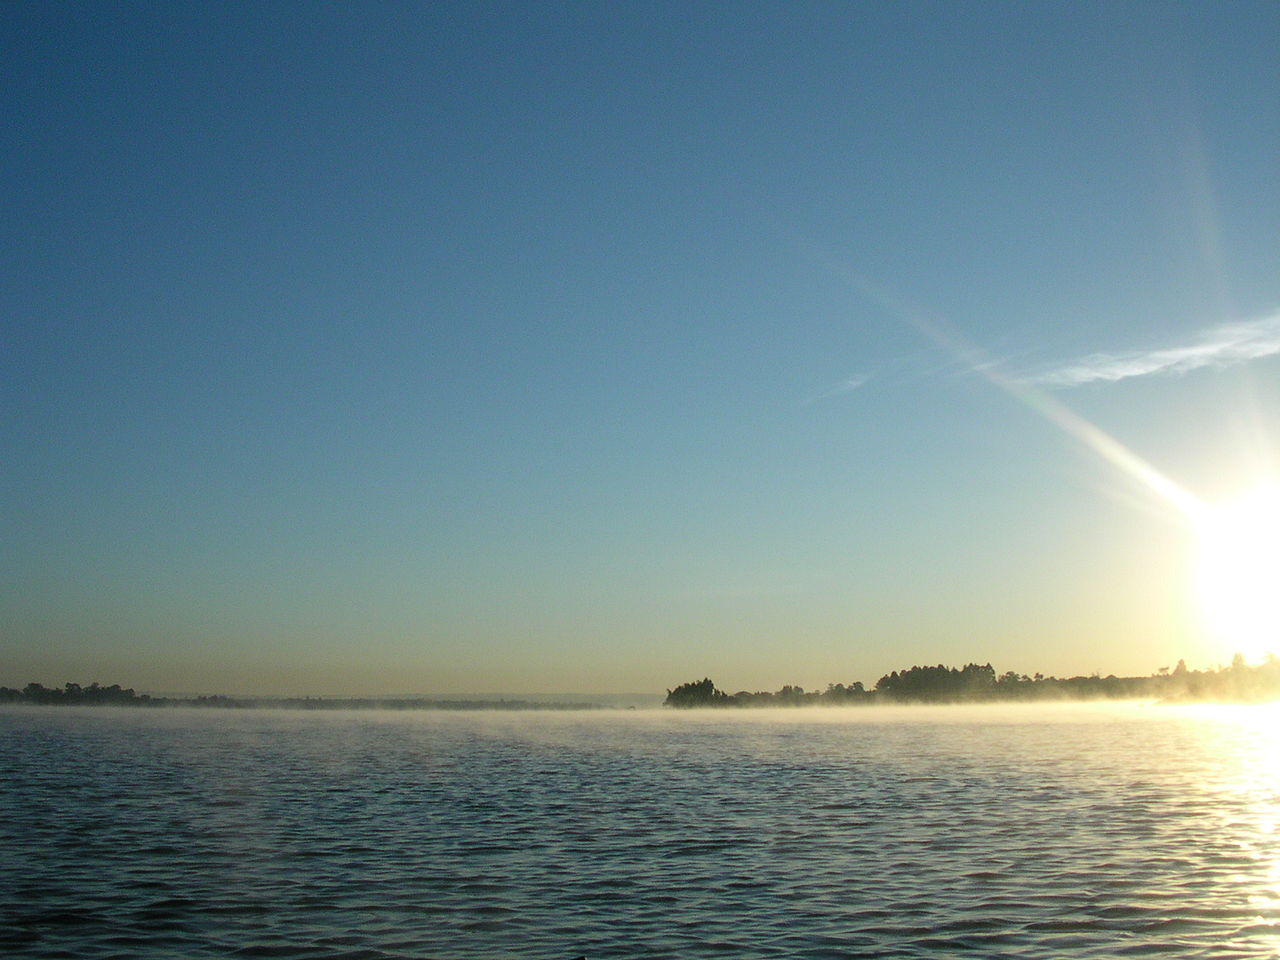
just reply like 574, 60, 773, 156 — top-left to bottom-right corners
1194, 485, 1280, 664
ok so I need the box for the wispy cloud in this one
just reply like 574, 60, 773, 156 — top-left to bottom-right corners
1024, 313, 1280, 388
802, 374, 870, 406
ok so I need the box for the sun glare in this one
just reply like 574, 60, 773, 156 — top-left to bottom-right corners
1195, 484, 1280, 663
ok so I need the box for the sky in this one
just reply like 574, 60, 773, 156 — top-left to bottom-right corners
3, 2, 1279, 696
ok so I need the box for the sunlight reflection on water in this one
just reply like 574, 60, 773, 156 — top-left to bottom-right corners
2, 702, 1279, 959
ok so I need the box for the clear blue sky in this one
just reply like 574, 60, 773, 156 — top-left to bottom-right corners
4, 2, 1278, 695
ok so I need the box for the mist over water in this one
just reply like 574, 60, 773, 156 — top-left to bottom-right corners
3, 704, 1278, 959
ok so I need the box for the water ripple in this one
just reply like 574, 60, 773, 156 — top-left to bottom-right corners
3, 703, 1279, 959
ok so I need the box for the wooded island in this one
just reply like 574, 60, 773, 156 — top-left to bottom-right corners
665, 655, 1280, 706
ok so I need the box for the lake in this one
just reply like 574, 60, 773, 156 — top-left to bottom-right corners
2, 702, 1278, 959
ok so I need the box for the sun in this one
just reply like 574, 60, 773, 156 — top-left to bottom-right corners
1195, 484, 1280, 663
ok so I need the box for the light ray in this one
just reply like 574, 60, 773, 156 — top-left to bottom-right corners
830, 263, 1204, 522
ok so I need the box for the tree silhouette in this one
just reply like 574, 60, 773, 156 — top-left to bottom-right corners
664, 678, 731, 708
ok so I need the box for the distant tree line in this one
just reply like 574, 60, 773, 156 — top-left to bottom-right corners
0, 682, 599, 711
0, 682, 159, 706
665, 654, 1280, 707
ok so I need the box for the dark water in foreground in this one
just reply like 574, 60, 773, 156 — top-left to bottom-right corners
2, 703, 1279, 959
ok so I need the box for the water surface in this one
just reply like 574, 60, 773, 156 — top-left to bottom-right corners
3, 703, 1278, 958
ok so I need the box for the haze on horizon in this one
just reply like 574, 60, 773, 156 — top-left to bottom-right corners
3, 2, 1278, 698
